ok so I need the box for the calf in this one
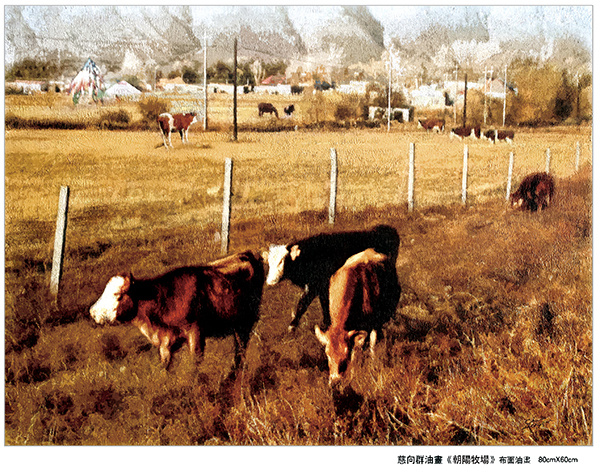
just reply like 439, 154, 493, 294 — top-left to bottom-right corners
417, 118, 445, 132
315, 249, 400, 386
89, 251, 265, 369
450, 126, 481, 140
264, 224, 399, 331
157, 112, 198, 149
258, 102, 279, 118
510, 172, 555, 212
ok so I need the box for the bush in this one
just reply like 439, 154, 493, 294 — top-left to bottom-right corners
99, 109, 131, 130
137, 96, 171, 126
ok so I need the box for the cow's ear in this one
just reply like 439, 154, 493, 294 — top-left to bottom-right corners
290, 245, 301, 261
314, 325, 328, 346
349, 330, 369, 348
261, 250, 269, 261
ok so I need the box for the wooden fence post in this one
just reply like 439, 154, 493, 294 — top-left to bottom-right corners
407, 142, 415, 212
506, 151, 514, 201
576, 141, 581, 172
50, 185, 70, 302
461, 145, 469, 205
221, 157, 233, 255
329, 148, 338, 224
545, 148, 551, 174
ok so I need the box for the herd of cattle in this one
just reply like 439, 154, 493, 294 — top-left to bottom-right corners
90, 171, 554, 386
156, 110, 515, 151
417, 118, 515, 144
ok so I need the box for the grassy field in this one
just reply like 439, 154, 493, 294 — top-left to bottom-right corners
4, 93, 593, 447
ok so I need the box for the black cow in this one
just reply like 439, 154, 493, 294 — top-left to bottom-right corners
510, 172, 555, 212
258, 102, 278, 118
284, 104, 295, 117
263, 225, 400, 331
90, 251, 265, 369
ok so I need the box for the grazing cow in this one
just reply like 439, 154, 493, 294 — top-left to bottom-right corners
417, 118, 445, 132
89, 251, 265, 369
264, 225, 399, 331
483, 129, 515, 143
258, 102, 279, 118
314, 249, 400, 386
450, 126, 481, 140
157, 112, 198, 149
291, 85, 304, 95
510, 172, 555, 212
284, 104, 295, 117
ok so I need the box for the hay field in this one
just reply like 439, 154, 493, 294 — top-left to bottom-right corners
4, 94, 593, 447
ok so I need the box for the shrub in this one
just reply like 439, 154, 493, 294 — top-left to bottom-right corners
98, 109, 131, 130
137, 95, 171, 126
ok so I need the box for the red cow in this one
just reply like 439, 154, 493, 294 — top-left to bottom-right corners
483, 129, 515, 144
314, 248, 400, 386
510, 172, 555, 212
157, 112, 198, 149
258, 102, 279, 118
89, 251, 265, 369
450, 126, 481, 140
417, 118, 445, 132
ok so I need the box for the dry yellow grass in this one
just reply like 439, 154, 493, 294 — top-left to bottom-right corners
4, 94, 592, 448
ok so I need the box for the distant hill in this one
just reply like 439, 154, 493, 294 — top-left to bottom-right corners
5, 6, 385, 77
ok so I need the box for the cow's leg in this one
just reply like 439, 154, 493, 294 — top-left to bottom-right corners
161, 131, 169, 149
318, 290, 332, 330
288, 285, 318, 331
232, 331, 250, 370
159, 333, 172, 368
369, 329, 377, 358
167, 130, 173, 148
185, 325, 201, 359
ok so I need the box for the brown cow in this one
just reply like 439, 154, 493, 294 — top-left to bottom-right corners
89, 251, 265, 369
417, 118, 445, 132
510, 172, 555, 212
450, 126, 481, 140
157, 112, 198, 149
258, 102, 279, 118
314, 249, 400, 386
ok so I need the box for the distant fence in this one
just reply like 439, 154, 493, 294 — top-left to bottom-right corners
49, 141, 585, 300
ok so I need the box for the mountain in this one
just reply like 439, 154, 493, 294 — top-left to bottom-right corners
5, 5, 386, 76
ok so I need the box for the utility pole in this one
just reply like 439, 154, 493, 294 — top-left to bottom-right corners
454, 68, 458, 125
387, 50, 392, 132
502, 65, 507, 127
233, 37, 238, 141
204, 31, 208, 131
483, 67, 488, 126
462, 73, 468, 128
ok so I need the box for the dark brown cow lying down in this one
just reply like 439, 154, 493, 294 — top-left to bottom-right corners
510, 172, 555, 212
314, 248, 400, 386
90, 251, 265, 369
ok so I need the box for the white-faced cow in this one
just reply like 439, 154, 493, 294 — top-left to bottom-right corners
450, 126, 481, 140
89, 251, 265, 369
258, 102, 279, 118
264, 225, 399, 331
417, 118, 445, 132
157, 112, 198, 149
510, 172, 555, 212
315, 248, 400, 386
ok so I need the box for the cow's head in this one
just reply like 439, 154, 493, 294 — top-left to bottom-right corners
90, 273, 134, 324
315, 325, 368, 386
263, 244, 300, 286
509, 192, 526, 210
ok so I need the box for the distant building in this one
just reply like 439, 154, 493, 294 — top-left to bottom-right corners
5, 80, 45, 94
261, 75, 287, 85
409, 84, 445, 109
